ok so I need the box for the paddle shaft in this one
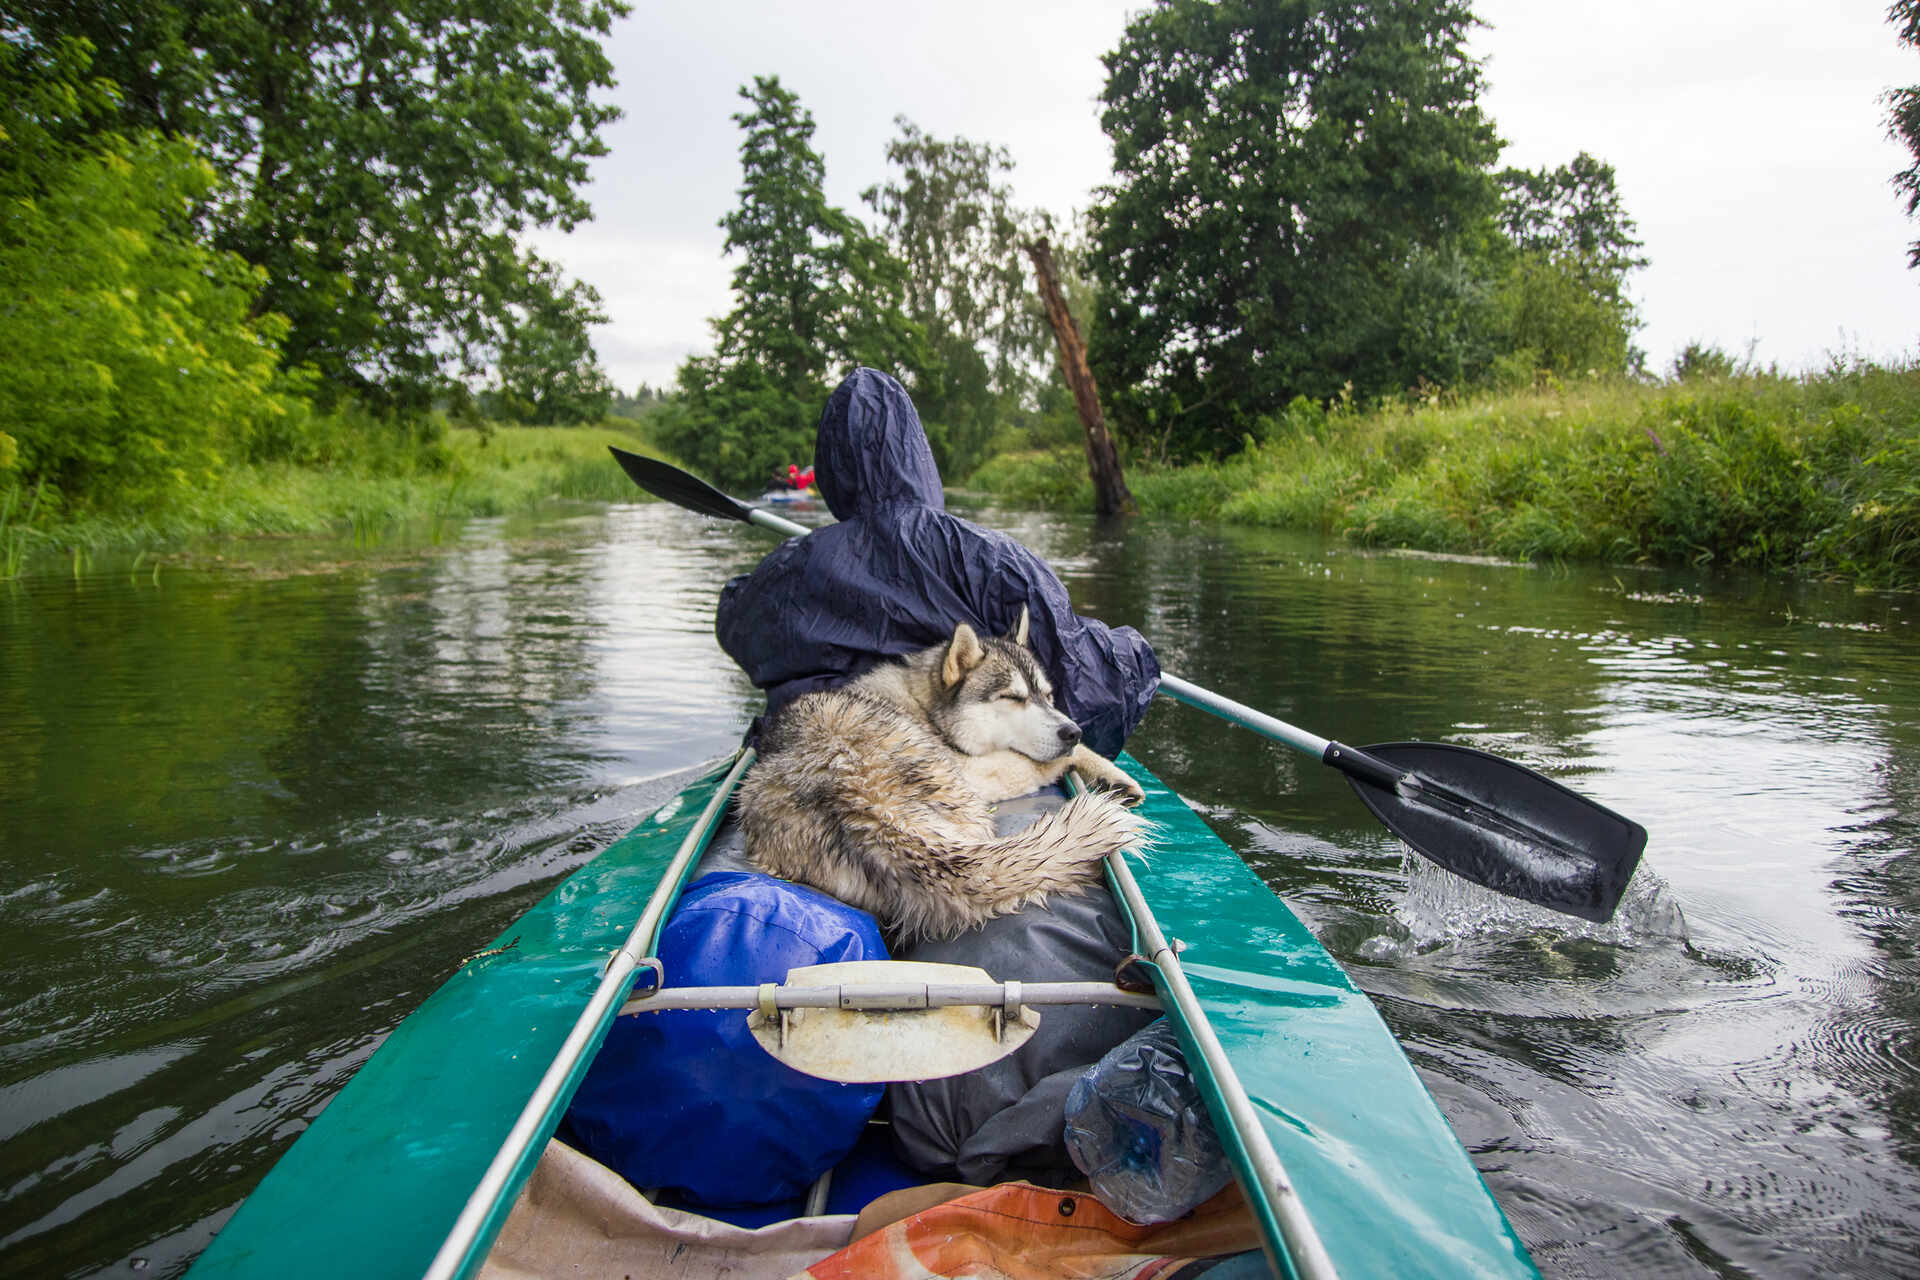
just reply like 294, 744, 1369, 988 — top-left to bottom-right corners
743, 504, 810, 538
1159, 675, 1420, 791
724, 499, 1379, 787
606, 447, 1646, 924
1158, 673, 1327, 759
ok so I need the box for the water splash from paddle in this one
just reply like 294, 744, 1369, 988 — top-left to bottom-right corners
1389, 843, 1689, 950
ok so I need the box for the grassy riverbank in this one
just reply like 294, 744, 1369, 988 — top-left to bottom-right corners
969, 361, 1920, 588
1, 422, 669, 578
14, 363, 1918, 589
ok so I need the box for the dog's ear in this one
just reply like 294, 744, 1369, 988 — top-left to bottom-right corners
1004, 605, 1030, 648
942, 622, 986, 687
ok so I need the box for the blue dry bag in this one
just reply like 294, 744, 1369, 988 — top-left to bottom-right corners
563, 870, 888, 1207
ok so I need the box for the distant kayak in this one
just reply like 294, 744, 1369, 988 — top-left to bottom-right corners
758, 489, 819, 507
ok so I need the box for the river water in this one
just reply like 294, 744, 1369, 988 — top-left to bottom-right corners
2, 499, 1916, 1278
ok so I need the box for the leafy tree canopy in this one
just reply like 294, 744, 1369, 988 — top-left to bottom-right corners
862, 119, 1048, 477
7, 0, 625, 412
1495, 153, 1648, 377
490, 260, 613, 426
1088, 0, 1504, 458
1670, 341, 1742, 382
1491, 251, 1636, 381
1889, 0, 1920, 267
0, 38, 297, 507
667, 77, 928, 491
1499, 152, 1648, 286
0, 34, 119, 200
609, 383, 673, 422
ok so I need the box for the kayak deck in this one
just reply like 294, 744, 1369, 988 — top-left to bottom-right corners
186, 752, 1537, 1279
1118, 759, 1536, 1278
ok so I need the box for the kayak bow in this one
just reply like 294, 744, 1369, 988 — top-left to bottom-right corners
187, 753, 1541, 1280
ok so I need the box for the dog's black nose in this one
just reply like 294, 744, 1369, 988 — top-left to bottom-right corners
1057, 724, 1081, 746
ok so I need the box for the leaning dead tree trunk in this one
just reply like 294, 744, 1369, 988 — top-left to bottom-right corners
1023, 237, 1136, 517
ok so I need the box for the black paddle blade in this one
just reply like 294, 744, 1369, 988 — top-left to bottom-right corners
608, 448, 753, 524
1339, 741, 1646, 923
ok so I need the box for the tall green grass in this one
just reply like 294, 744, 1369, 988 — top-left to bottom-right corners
0, 420, 676, 578
967, 361, 1920, 588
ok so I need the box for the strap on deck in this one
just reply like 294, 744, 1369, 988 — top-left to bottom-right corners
619, 978, 1162, 1017
621, 960, 1161, 1085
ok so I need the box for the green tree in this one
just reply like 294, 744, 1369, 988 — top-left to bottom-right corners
668, 77, 927, 491
1498, 153, 1646, 283
1490, 254, 1634, 380
0, 32, 118, 198
1669, 341, 1741, 382
1494, 153, 1647, 377
609, 383, 672, 422
8, 0, 625, 412
0, 38, 295, 508
1089, 0, 1504, 458
1889, 0, 1920, 267
862, 119, 1048, 477
491, 261, 613, 426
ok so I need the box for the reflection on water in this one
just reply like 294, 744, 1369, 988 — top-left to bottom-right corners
3, 498, 1918, 1278
976, 504, 1920, 1279
0, 505, 766, 1276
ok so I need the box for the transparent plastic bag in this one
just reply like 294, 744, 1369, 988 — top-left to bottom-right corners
1063, 1018, 1233, 1223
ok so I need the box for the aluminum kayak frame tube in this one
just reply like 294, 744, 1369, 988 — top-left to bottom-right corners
424, 731, 1338, 1279
1072, 772, 1341, 1280
424, 749, 755, 1280
619, 980, 1163, 1016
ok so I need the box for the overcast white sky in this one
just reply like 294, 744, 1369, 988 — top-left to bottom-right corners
530, 0, 1919, 394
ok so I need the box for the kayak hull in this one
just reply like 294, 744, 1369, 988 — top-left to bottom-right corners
186, 753, 1538, 1280
186, 761, 740, 1280
1117, 760, 1537, 1278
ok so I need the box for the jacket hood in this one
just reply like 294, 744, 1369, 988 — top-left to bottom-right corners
815, 369, 945, 519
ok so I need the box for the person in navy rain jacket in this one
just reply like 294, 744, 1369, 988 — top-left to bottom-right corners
716, 367, 1160, 760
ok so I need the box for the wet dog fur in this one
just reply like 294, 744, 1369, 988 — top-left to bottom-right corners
738, 610, 1146, 941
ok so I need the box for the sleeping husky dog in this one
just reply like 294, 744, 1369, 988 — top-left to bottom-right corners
738, 609, 1147, 941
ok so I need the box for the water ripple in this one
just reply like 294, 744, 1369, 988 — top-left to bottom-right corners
8, 506, 1920, 1279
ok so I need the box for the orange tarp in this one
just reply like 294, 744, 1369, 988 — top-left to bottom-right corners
794, 1181, 1265, 1280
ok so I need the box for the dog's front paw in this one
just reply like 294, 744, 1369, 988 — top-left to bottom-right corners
1071, 747, 1146, 807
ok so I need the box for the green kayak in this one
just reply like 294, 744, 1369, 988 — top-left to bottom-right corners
184, 744, 1539, 1280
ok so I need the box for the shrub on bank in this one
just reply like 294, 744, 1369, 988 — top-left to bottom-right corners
0, 127, 300, 513
0, 420, 673, 576
965, 363, 1920, 587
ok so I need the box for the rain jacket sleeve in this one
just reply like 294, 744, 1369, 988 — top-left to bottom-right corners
716, 510, 1159, 759
714, 366, 1158, 759
892, 509, 1160, 760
